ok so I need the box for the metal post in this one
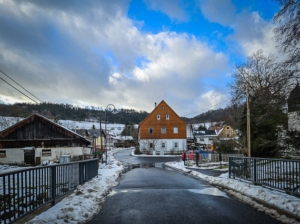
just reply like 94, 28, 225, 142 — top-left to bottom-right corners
51, 166, 56, 205
105, 104, 117, 164
246, 87, 251, 157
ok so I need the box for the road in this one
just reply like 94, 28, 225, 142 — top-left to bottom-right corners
88, 149, 280, 224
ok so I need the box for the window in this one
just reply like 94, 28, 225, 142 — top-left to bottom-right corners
150, 143, 153, 148
157, 114, 160, 120
200, 138, 204, 141
173, 127, 178, 134
149, 127, 153, 134
227, 127, 230, 129
166, 114, 169, 120
162, 142, 165, 148
42, 149, 51, 157
162, 106, 165, 109
161, 127, 166, 134
174, 142, 178, 148
0, 150, 6, 158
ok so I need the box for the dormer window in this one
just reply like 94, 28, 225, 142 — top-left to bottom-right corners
157, 114, 160, 120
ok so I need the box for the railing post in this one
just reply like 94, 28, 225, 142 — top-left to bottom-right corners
51, 166, 56, 205
253, 159, 257, 184
229, 157, 232, 178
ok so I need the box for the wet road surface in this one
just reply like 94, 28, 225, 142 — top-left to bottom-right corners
88, 149, 280, 224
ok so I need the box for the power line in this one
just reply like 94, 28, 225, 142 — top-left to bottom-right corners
0, 69, 43, 103
183, 99, 230, 117
0, 77, 40, 104
0, 70, 71, 121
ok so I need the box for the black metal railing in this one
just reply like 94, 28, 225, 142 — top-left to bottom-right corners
229, 157, 300, 197
0, 159, 98, 224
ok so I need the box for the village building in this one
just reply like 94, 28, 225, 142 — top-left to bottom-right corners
138, 100, 187, 155
0, 113, 91, 165
209, 124, 238, 140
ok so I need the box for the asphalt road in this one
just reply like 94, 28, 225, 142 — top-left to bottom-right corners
88, 149, 280, 224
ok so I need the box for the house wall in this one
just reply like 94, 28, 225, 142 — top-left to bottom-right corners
0, 147, 92, 165
0, 148, 24, 164
218, 125, 237, 138
139, 138, 186, 153
288, 111, 300, 131
195, 137, 215, 146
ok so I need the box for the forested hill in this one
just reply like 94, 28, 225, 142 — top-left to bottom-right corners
0, 102, 237, 126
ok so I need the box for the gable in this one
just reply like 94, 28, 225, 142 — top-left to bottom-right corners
139, 100, 186, 140
0, 114, 78, 140
219, 125, 237, 137
139, 100, 186, 126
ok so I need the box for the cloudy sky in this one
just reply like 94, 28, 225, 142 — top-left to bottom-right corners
0, 0, 280, 118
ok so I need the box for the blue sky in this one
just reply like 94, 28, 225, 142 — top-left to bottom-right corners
0, 0, 280, 118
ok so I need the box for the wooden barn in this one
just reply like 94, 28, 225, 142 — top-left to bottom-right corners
0, 113, 91, 165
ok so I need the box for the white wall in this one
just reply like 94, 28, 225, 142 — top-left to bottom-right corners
35, 147, 92, 161
139, 138, 186, 153
0, 147, 92, 165
288, 112, 300, 131
0, 148, 24, 164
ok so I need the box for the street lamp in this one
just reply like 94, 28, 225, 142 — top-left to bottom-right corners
105, 104, 118, 164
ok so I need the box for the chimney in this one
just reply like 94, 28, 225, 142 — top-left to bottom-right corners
155, 102, 157, 108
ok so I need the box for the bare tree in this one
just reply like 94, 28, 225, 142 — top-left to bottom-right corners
140, 133, 160, 154
229, 50, 292, 157
230, 50, 292, 113
274, 0, 300, 69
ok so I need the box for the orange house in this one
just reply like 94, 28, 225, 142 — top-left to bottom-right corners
138, 100, 187, 155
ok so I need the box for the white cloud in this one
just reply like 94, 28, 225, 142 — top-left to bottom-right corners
2, 0, 272, 117
194, 90, 228, 114
144, 0, 188, 22
230, 11, 278, 56
198, 0, 236, 26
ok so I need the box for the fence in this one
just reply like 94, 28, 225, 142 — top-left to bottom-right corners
0, 159, 98, 224
185, 152, 243, 164
229, 157, 300, 197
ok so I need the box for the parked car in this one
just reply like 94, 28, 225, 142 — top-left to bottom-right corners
181, 150, 195, 160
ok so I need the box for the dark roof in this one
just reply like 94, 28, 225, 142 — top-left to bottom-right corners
194, 130, 216, 136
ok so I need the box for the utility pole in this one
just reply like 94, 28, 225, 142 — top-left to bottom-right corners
100, 115, 103, 150
246, 87, 251, 157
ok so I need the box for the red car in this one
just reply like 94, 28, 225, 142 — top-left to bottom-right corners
181, 150, 195, 160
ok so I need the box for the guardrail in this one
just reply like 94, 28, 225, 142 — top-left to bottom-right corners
0, 159, 98, 224
229, 157, 300, 197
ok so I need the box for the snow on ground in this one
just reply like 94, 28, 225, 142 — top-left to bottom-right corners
166, 161, 300, 224
2, 149, 298, 223
26, 148, 124, 224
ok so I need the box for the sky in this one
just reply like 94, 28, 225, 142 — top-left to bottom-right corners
1, 148, 298, 223
0, 0, 281, 118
